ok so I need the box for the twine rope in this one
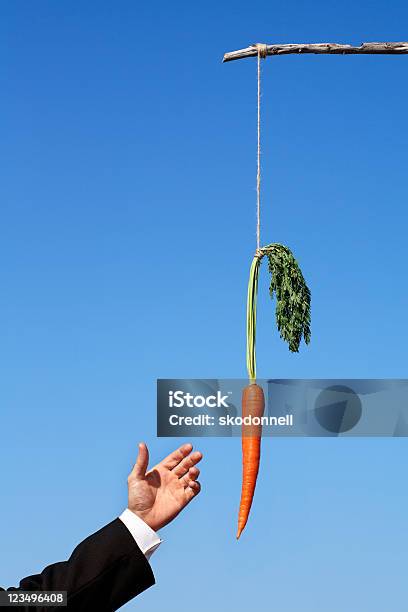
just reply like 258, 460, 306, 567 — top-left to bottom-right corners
247, 45, 268, 382
256, 44, 267, 257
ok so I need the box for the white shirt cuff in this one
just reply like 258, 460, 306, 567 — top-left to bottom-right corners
119, 509, 162, 560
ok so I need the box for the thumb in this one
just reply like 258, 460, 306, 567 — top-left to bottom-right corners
130, 442, 149, 479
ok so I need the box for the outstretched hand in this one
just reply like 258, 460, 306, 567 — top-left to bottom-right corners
127, 443, 202, 532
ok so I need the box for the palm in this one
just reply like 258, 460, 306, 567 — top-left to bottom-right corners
127, 443, 202, 532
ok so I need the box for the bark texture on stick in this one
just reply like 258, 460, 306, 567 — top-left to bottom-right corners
223, 42, 408, 63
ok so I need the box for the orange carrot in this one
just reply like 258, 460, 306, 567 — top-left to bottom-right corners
237, 383, 265, 539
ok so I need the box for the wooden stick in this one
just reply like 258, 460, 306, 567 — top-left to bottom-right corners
223, 42, 408, 63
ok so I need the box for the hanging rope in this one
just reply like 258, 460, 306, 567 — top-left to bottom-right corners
246, 45, 311, 383
256, 44, 267, 255
247, 44, 267, 382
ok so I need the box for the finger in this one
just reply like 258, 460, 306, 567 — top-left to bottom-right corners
173, 451, 203, 477
185, 480, 201, 502
130, 442, 149, 479
160, 443, 193, 470
181, 467, 200, 488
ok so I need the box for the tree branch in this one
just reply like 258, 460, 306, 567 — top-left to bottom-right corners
223, 42, 408, 63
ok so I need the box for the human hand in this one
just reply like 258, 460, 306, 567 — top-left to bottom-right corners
127, 442, 202, 532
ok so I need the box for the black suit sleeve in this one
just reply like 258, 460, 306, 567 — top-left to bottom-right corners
1, 518, 155, 612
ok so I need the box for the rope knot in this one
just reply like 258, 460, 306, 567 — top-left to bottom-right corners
256, 43, 268, 59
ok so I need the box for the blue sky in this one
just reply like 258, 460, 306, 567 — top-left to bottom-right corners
1, 1, 408, 610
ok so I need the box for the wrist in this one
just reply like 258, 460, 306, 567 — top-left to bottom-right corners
129, 508, 160, 532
